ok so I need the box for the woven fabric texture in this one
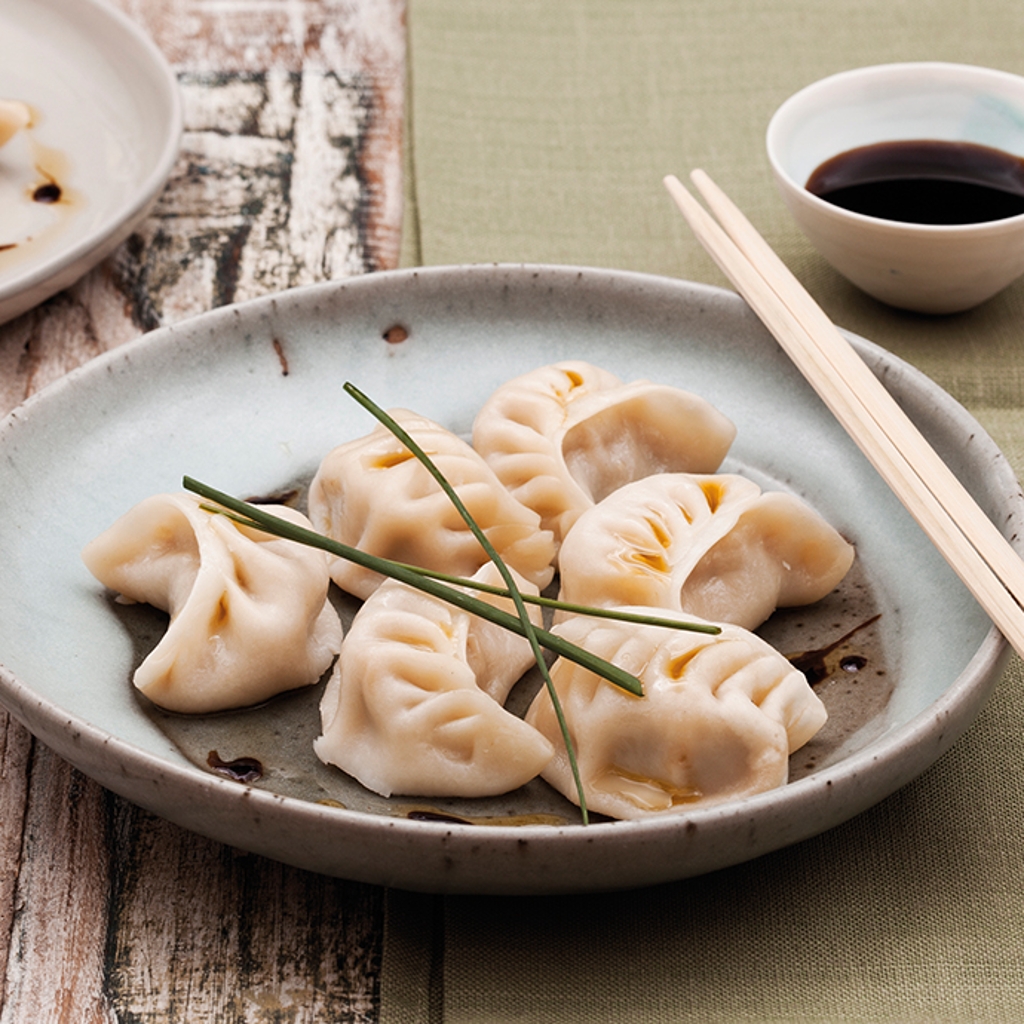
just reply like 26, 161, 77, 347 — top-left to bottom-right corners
384, 2, 1024, 1020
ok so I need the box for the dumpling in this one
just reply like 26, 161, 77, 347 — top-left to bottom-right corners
315, 563, 555, 798
525, 611, 827, 819
471, 360, 736, 546
557, 473, 855, 630
308, 409, 556, 600
81, 493, 343, 714
0, 100, 30, 148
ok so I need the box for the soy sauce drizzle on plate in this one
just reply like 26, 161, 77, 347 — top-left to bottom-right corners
207, 749, 264, 783
806, 140, 1024, 224
788, 613, 881, 686
406, 809, 470, 824
32, 180, 61, 204
403, 806, 569, 827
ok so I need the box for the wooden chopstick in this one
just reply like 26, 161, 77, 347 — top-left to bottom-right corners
687, 169, 1024, 608
663, 171, 1024, 660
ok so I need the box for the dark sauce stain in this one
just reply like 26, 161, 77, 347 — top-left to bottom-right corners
401, 805, 569, 827
272, 338, 290, 376
207, 750, 264, 783
788, 613, 881, 685
757, 562, 892, 783
32, 182, 62, 204
407, 809, 472, 825
243, 486, 302, 507
2, 177, 65, 255
383, 324, 409, 344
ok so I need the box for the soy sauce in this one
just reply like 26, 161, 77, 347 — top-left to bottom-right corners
805, 140, 1024, 224
206, 750, 264, 783
32, 182, 62, 204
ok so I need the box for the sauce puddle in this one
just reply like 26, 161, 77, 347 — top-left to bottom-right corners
115, 543, 891, 822
806, 139, 1024, 224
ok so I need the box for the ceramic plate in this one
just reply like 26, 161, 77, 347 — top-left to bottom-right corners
0, 265, 1017, 894
0, 0, 181, 324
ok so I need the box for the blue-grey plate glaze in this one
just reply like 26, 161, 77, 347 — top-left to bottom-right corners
0, 265, 1017, 894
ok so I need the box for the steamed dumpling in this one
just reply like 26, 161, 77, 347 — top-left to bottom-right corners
82, 493, 343, 714
557, 473, 855, 630
471, 360, 736, 546
308, 409, 556, 599
525, 611, 827, 819
0, 100, 30, 148
315, 563, 554, 798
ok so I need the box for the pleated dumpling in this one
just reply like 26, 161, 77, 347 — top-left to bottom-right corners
525, 612, 827, 819
471, 360, 736, 546
315, 564, 555, 798
557, 473, 855, 631
308, 410, 557, 600
81, 493, 343, 714
0, 100, 31, 148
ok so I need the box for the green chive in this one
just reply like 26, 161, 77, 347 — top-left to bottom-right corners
340, 384, 595, 823
186, 478, 646, 698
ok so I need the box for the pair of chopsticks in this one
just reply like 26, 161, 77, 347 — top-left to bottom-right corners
664, 170, 1024, 661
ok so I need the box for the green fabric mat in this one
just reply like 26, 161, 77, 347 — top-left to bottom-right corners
385, 1, 1024, 1020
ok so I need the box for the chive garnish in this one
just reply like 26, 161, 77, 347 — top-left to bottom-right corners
341, 383, 593, 823
183, 382, 719, 825
185, 478, 646, 697
359, 561, 721, 634
189, 476, 616, 825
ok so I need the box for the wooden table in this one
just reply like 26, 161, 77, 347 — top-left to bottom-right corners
0, 1, 405, 1018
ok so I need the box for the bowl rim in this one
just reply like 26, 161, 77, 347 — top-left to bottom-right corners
765, 61, 1024, 235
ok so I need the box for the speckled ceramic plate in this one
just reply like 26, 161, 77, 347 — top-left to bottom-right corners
0, 265, 1017, 894
0, 0, 181, 324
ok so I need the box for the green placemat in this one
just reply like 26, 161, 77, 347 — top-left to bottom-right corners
385, 2, 1024, 1020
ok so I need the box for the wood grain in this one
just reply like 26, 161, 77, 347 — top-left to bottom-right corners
0, 1, 405, 1019
0, 717, 32, 1002
104, 807, 382, 1022
0, 747, 114, 1024
0, 0, 405, 413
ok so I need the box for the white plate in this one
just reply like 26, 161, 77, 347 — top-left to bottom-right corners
0, 0, 181, 324
0, 265, 1017, 894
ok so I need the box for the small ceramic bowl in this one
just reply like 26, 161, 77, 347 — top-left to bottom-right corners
766, 63, 1024, 314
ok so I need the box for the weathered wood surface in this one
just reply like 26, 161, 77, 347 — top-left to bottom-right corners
0, 1, 405, 1019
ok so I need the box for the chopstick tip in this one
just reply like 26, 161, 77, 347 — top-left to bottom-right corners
663, 174, 689, 202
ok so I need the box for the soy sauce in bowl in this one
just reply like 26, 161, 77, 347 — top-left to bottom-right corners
806, 139, 1024, 225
